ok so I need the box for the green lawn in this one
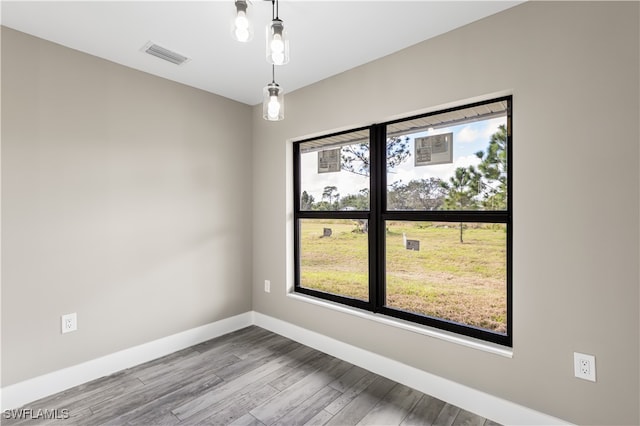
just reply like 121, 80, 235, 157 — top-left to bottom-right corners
299, 219, 507, 333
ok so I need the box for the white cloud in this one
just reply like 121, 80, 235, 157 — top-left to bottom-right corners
456, 126, 480, 143
482, 117, 506, 140
455, 117, 505, 145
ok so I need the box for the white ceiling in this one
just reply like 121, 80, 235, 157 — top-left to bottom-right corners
1, 1, 523, 105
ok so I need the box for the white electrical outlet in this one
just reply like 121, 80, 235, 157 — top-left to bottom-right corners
264, 280, 271, 293
574, 352, 596, 382
61, 313, 77, 334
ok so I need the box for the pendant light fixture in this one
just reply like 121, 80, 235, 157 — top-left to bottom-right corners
266, 0, 289, 65
232, 0, 253, 42
263, 65, 284, 121
231, 0, 288, 121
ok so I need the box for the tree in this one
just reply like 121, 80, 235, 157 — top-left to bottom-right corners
335, 188, 370, 233
442, 167, 479, 210
312, 201, 331, 211
301, 190, 315, 210
322, 186, 339, 209
388, 181, 411, 210
341, 137, 411, 177
339, 188, 369, 211
474, 124, 508, 210
388, 178, 445, 210
441, 167, 479, 242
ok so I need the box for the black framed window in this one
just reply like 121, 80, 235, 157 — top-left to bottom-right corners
293, 96, 512, 346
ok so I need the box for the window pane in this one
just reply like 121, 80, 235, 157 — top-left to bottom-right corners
386, 101, 508, 211
299, 130, 370, 211
385, 221, 507, 334
299, 218, 369, 301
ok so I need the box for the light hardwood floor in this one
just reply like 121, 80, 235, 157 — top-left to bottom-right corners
4, 326, 500, 425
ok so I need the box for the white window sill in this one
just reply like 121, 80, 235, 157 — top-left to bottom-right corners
286, 292, 513, 358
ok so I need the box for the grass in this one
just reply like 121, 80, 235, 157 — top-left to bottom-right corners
299, 219, 507, 333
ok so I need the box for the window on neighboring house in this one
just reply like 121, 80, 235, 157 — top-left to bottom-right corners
293, 96, 512, 346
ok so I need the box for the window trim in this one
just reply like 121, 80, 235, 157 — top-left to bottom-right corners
293, 96, 512, 347
285, 292, 513, 358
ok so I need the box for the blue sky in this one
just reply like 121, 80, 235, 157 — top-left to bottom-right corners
389, 116, 506, 187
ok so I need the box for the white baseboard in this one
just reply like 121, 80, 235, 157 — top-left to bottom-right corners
253, 312, 571, 426
0, 312, 254, 411
2, 310, 570, 425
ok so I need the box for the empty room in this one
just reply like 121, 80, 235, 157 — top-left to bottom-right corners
1, 1, 639, 425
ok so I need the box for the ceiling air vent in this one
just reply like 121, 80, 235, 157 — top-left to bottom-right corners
142, 42, 190, 65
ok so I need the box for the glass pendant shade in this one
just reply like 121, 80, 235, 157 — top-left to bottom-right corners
263, 82, 284, 121
266, 18, 289, 65
232, 0, 253, 42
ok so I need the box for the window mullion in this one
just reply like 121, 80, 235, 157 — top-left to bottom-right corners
371, 124, 386, 313
292, 142, 301, 290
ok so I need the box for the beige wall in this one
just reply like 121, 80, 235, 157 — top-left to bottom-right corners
251, 2, 639, 425
1, 27, 253, 386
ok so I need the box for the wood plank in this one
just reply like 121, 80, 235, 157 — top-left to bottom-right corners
172, 343, 314, 420
271, 385, 342, 426
303, 409, 334, 426
328, 365, 370, 393
16, 375, 146, 417
250, 357, 352, 425
191, 384, 279, 426
356, 383, 423, 425
434, 403, 461, 426
117, 408, 181, 425
127, 348, 202, 383
9, 369, 142, 413
138, 351, 241, 386
175, 351, 322, 425
323, 372, 380, 416
104, 371, 224, 425
228, 413, 266, 426
400, 394, 447, 426
214, 336, 300, 382
192, 326, 271, 355
452, 409, 488, 426
267, 349, 332, 392
88, 367, 220, 423
325, 376, 397, 426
